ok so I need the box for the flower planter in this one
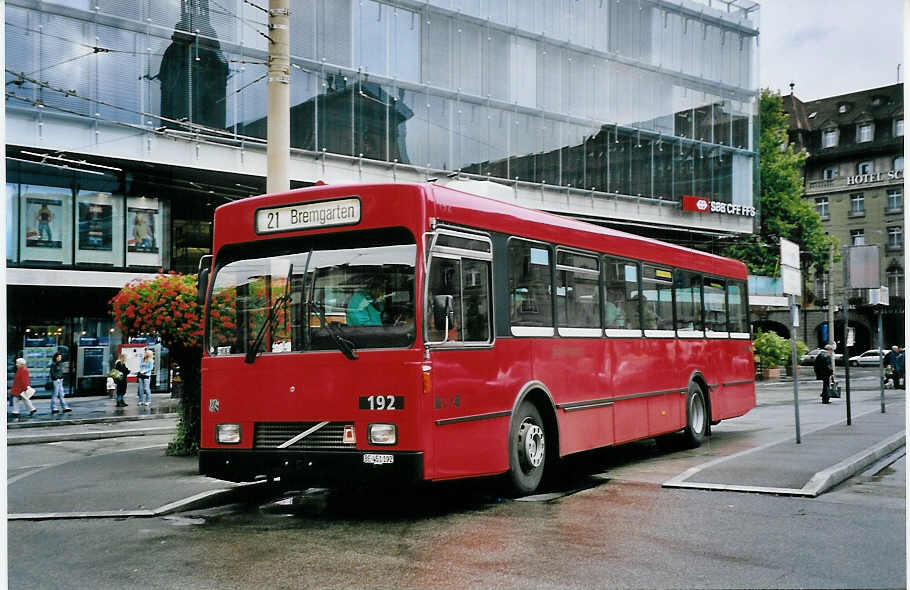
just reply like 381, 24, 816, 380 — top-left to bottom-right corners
761, 367, 782, 379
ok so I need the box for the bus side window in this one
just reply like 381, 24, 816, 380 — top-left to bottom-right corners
674, 270, 704, 332
509, 241, 553, 328
426, 257, 462, 342
703, 278, 727, 334
426, 255, 492, 344
604, 258, 635, 329
727, 281, 748, 335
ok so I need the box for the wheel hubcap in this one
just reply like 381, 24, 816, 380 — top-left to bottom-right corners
519, 419, 545, 471
690, 391, 705, 433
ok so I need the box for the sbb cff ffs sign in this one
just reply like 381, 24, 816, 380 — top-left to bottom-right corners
682, 195, 756, 217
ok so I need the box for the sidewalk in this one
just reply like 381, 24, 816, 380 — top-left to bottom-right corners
8, 381, 180, 432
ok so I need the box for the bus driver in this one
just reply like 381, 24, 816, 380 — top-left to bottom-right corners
346, 279, 385, 326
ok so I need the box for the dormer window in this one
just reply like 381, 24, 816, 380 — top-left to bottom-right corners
857, 122, 874, 143
872, 96, 888, 106
808, 112, 817, 119
822, 127, 838, 148
896, 117, 904, 137
838, 104, 848, 114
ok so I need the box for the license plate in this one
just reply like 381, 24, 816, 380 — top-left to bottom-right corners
363, 453, 394, 465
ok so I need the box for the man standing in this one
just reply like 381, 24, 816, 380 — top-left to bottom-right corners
885, 345, 904, 388
814, 344, 835, 404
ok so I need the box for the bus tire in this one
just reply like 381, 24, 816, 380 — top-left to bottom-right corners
682, 382, 708, 448
507, 401, 547, 495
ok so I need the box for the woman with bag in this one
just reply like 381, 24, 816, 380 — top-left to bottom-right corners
137, 349, 154, 407
10, 357, 37, 418
113, 354, 130, 408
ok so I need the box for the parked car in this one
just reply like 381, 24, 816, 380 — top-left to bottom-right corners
848, 349, 889, 367
799, 348, 844, 366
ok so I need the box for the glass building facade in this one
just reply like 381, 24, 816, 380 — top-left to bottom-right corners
5, 0, 759, 395
6, 0, 759, 206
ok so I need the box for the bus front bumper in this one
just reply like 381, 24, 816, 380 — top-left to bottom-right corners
199, 449, 424, 486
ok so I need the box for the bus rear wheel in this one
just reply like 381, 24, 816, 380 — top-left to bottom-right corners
682, 382, 708, 448
507, 401, 547, 495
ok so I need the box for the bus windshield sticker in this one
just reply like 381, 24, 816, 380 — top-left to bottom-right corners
256, 197, 361, 234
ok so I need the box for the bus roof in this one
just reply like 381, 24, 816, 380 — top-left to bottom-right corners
213, 182, 748, 280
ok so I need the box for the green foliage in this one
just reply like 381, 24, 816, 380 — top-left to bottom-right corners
167, 412, 199, 456
721, 89, 836, 276
753, 331, 790, 368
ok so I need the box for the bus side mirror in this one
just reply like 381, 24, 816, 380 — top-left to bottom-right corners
197, 255, 213, 305
433, 295, 454, 331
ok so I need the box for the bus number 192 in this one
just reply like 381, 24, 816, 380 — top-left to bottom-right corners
359, 395, 404, 410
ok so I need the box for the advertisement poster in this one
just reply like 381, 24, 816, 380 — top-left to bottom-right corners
25, 198, 63, 249
128, 207, 158, 253
78, 202, 113, 251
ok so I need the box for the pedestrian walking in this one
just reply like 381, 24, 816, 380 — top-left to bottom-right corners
137, 349, 154, 407
10, 358, 37, 418
113, 354, 130, 407
814, 344, 835, 404
49, 352, 71, 414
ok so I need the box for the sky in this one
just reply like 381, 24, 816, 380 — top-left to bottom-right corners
759, 0, 904, 101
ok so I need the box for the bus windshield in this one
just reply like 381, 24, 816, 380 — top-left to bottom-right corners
207, 231, 417, 357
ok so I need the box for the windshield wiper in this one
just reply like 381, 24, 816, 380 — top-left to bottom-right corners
244, 264, 293, 364
307, 281, 358, 361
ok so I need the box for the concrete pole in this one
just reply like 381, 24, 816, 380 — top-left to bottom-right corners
827, 241, 835, 349
267, 0, 290, 194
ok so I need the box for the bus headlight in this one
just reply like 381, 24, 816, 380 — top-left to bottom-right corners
368, 424, 397, 445
216, 423, 241, 444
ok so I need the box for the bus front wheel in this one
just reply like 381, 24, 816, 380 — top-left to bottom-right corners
682, 382, 708, 448
507, 401, 547, 495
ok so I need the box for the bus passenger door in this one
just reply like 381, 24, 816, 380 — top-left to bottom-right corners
424, 237, 509, 480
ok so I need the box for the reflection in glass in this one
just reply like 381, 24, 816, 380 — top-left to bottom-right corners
157, 0, 228, 130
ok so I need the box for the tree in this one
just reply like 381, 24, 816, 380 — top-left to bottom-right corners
110, 273, 203, 455
721, 89, 835, 277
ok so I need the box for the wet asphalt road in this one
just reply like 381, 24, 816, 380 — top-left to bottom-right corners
7, 369, 906, 589
8, 455, 904, 590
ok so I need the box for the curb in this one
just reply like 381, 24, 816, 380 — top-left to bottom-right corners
7, 425, 177, 445
8, 481, 271, 521
803, 431, 906, 496
7, 412, 179, 430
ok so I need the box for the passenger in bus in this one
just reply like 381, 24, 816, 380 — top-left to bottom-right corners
346, 280, 385, 326
605, 298, 625, 328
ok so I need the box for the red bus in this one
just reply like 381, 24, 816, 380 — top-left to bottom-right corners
198, 182, 754, 494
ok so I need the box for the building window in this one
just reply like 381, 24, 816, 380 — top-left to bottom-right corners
896, 118, 904, 137
888, 226, 903, 250
888, 268, 904, 298
850, 229, 865, 245
823, 166, 838, 180
838, 104, 848, 114
856, 161, 873, 175
894, 156, 904, 171
856, 122, 874, 143
815, 196, 829, 218
814, 272, 828, 301
822, 128, 838, 148
850, 193, 865, 215
887, 189, 903, 211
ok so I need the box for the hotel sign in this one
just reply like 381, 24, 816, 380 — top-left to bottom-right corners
682, 195, 756, 217
846, 169, 902, 186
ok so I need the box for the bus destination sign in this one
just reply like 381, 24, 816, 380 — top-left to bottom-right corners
255, 197, 361, 234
